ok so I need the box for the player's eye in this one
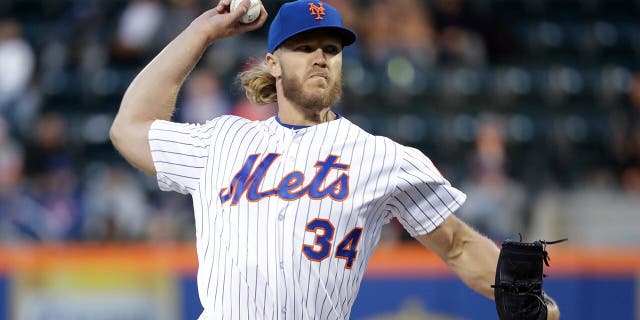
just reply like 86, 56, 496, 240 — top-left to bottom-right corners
323, 45, 341, 55
295, 45, 314, 53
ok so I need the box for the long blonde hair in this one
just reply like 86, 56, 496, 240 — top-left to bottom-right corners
237, 61, 277, 106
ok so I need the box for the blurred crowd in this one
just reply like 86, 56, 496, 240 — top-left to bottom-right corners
0, 0, 639, 245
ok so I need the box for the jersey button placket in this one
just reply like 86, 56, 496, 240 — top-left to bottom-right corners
277, 147, 289, 319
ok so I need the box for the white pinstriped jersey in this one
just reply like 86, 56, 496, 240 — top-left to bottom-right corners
148, 115, 466, 319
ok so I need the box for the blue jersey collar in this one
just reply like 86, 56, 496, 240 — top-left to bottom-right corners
275, 113, 341, 130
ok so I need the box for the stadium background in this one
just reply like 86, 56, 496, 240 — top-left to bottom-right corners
0, 0, 639, 319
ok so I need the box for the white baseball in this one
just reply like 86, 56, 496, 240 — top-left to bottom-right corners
230, 0, 262, 24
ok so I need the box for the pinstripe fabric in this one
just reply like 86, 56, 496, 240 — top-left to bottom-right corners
148, 115, 466, 319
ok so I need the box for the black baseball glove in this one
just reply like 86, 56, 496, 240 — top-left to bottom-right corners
492, 236, 566, 320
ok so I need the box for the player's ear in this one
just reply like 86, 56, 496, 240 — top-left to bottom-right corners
265, 53, 281, 79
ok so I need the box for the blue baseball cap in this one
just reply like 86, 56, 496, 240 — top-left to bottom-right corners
268, 0, 357, 53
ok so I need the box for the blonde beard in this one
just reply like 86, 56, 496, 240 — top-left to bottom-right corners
281, 69, 342, 111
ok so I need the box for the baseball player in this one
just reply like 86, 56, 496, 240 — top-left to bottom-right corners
110, 0, 560, 319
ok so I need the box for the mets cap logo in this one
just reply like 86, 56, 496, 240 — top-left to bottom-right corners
309, 2, 325, 20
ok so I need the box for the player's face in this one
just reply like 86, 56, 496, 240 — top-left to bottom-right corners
274, 31, 343, 110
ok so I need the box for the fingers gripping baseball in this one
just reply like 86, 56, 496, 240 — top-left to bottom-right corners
193, 0, 267, 43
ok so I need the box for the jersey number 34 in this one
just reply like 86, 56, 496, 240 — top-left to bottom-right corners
302, 218, 363, 269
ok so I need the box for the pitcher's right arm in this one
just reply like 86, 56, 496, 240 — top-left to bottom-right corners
110, 0, 267, 174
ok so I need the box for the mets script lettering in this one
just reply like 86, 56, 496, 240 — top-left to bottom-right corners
219, 153, 350, 205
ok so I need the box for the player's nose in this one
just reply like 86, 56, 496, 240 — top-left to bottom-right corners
311, 48, 328, 67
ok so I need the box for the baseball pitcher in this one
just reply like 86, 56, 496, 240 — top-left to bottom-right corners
110, 0, 561, 319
